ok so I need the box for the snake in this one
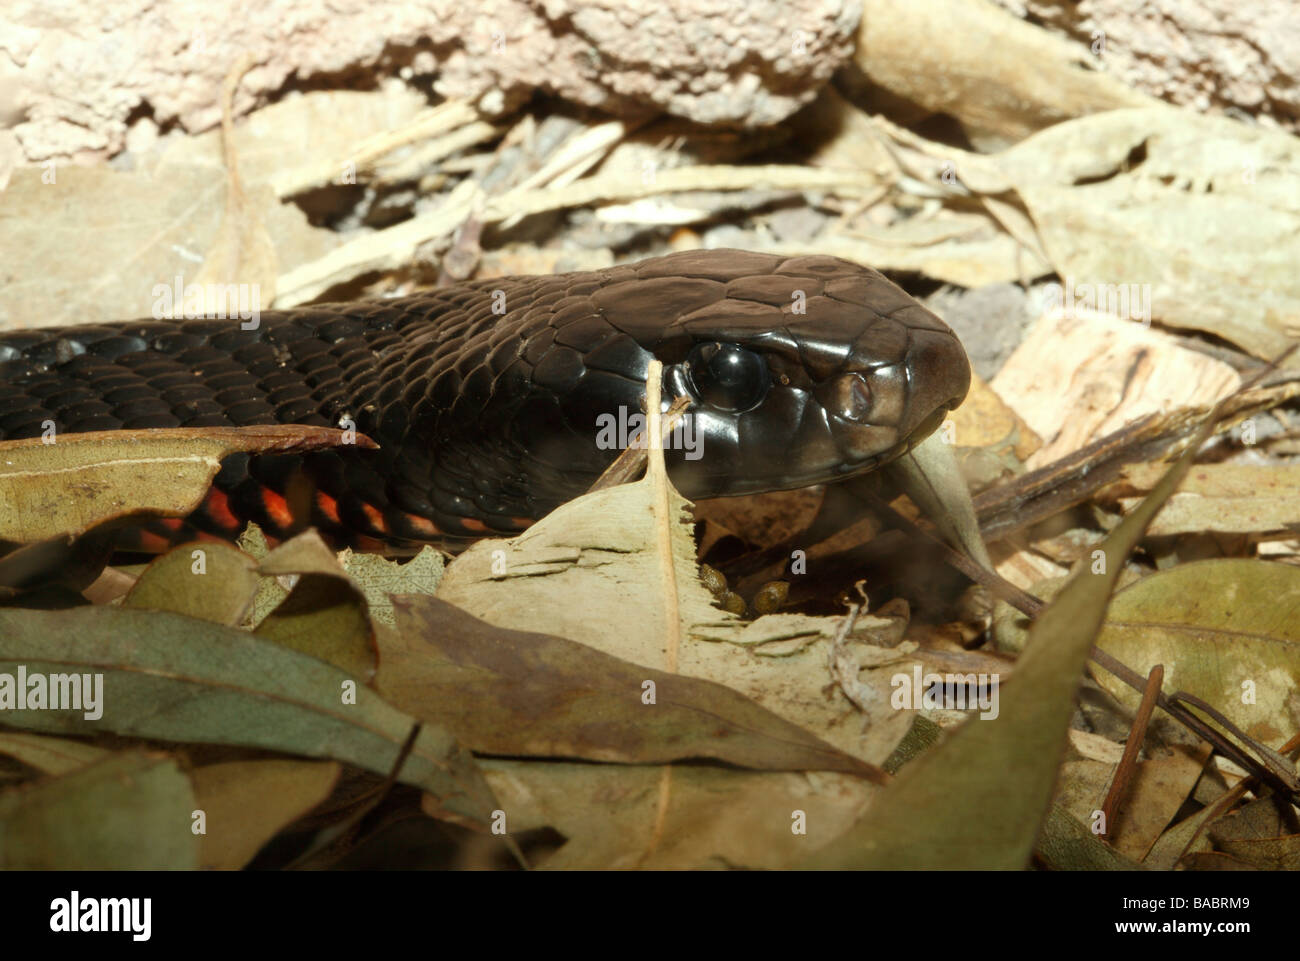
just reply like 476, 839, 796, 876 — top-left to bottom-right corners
0, 249, 970, 551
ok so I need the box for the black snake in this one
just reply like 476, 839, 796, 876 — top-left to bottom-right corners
0, 249, 970, 549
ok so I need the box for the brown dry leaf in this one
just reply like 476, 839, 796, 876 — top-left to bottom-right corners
456, 759, 873, 870
1106, 463, 1300, 537
949, 369, 1041, 463
123, 541, 260, 627
190, 760, 341, 870
1056, 756, 1116, 829
257, 529, 351, 580
0, 165, 335, 332
1057, 736, 1209, 861
1206, 797, 1300, 870
379, 594, 883, 779
1145, 804, 1221, 870
1095, 559, 1300, 749
0, 750, 198, 869
995, 108, 1300, 363
992, 312, 1241, 468
338, 546, 445, 627
1110, 745, 1213, 861
254, 531, 377, 680
0, 425, 370, 544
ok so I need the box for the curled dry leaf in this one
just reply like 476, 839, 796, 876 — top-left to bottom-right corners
996, 108, 1300, 363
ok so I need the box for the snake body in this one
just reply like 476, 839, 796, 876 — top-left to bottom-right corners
0, 249, 970, 549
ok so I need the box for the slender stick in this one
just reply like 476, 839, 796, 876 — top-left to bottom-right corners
1100, 664, 1164, 837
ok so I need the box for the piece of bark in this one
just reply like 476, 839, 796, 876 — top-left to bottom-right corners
992, 311, 1241, 469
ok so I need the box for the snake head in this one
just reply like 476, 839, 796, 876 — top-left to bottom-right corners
505, 249, 970, 518
641, 251, 971, 498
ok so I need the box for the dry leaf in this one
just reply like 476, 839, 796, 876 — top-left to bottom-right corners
1096, 559, 1300, 748
0, 605, 498, 830
379, 594, 884, 779
0, 751, 198, 869
123, 540, 260, 626
465, 759, 873, 870
998, 108, 1300, 362
190, 760, 341, 870
1106, 463, 1300, 537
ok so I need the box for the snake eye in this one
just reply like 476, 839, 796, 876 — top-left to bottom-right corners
684, 342, 769, 413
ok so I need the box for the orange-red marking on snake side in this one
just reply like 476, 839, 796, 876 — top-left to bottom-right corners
259, 488, 294, 531
315, 491, 341, 525
202, 487, 241, 530
360, 502, 387, 534
403, 512, 442, 538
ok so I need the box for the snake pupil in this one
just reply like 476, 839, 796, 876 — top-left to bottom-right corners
685, 342, 769, 413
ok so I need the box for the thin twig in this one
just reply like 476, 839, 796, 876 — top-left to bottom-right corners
1100, 664, 1163, 837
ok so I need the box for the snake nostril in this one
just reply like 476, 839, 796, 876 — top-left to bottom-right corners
831, 372, 873, 422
